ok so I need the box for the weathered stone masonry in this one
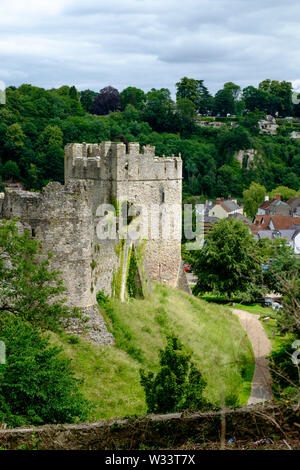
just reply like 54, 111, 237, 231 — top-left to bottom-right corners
1, 142, 185, 344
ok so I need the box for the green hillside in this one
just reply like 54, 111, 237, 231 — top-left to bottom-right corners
50, 283, 254, 421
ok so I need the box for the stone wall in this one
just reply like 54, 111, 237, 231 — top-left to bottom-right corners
0, 404, 298, 450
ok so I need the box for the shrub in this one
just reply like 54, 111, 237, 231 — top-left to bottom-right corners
140, 335, 210, 413
0, 315, 91, 427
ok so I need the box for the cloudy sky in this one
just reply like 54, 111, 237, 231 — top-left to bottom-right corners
1, 0, 300, 96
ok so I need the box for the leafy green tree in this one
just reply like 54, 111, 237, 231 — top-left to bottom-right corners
140, 335, 209, 413
240, 110, 265, 135
36, 125, 64, 183
243, 182, 266, 219
261, 241, 300, 334
80, 89, 97, 113
176, 78, 213, 115
0, 315, 90, 427
242, 86, 270, 113
224, 82, 241, 101
175, 98, 196, 133
197, 80, 214, 115
120, 87, 146, 110
258, 79, 293, 116
0, 219, 73, 331
2, 160, 20, 181
143, 88, 175, 132
69, 85, 78, 101
213, 87, 235, 116
176, 77, 200, 106
192, 218, 263, 300
269, 185, 298, 201
5, 123, 25, 148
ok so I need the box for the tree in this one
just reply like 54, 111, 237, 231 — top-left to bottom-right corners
69, 85, 78, 101
258, 79, 293, 116
175, 98, 196, 133
143, 88, 175, 132
197, 80, 214, 115
213, 87, 235, 116
213, 82, 241, 116
261, 241, 300, 334
176, 78, 213, 115
120, 87, 146, 110
269, 186, 298, 201
242, 86, 270, 113
243, 182, 266, 219
0, 219, 73, 331
80, 89, 97, 113
176, 77, 200, 106
91, 86, 121, 115
0, 315, 90, 427
2, 160, 20, 181
140, 335, 209, 413
36, 125, 64, 184
192, 218, 263, 300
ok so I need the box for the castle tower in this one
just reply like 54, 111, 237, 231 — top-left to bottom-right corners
64, 141, 183, 288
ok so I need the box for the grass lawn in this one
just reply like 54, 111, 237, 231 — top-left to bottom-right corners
50, 283, 254, 421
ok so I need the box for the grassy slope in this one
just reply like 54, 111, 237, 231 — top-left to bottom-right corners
50, 284, 254, 421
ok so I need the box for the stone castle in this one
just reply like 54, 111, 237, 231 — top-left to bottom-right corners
0, 142, 187, 343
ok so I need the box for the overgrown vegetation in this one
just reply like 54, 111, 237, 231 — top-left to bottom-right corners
0, 221, 90, 427
0, 79, 299, 200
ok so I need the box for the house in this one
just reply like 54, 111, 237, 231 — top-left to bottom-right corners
254, 227, 300, 254
287, 196, 300, 216
251, 214, 300, 234
258, 115, 278, 135
265, 194, 291, 216
228, 213, 251, 225
290, 131, 300, 139
291, 229, 300, 254
208, 197, 243, 219
257, 196, 273, 215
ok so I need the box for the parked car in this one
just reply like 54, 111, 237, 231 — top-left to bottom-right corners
262, 298, 273, 307
271, 302, 282, 311
184, 263, 192, 273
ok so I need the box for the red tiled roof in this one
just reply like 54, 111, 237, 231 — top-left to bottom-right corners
258, 198, 275, 210
251, 214, 300, 233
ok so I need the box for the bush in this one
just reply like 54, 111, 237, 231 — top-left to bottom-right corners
0, 315, 91, 427
269, 338, 300, 401
140, 335, 210, 413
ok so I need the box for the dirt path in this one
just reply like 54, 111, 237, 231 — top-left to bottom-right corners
231, 308, 273, 405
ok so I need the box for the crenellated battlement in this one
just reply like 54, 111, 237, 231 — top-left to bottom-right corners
65, 141, 182, 183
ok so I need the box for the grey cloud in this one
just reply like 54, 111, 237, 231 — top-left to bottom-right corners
0, 0, 300, 95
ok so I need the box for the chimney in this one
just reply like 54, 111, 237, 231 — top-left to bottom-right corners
265, 195, 269, 202
276, 194, 281, 201
216, 198, 221, 205
228, 195, 231, 200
